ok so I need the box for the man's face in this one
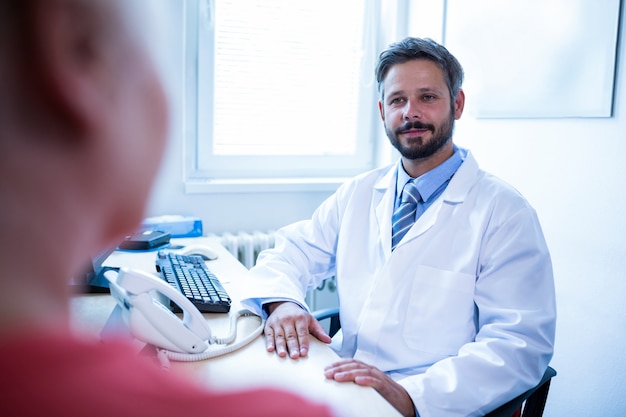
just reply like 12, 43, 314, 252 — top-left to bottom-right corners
378, 59, 463, 160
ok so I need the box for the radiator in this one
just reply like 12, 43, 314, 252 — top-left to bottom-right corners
213, 231, 276, 269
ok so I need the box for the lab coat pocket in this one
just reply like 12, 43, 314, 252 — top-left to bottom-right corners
402, 265, 476, 355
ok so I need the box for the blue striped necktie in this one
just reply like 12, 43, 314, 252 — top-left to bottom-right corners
391, 180, 421, 250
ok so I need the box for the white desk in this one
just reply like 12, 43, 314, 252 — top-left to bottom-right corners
70, 237, 401, 417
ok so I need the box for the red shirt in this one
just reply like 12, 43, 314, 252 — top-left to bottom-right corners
0, 331, 334, 417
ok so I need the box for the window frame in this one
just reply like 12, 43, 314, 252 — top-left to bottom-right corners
183, 0, 407, 193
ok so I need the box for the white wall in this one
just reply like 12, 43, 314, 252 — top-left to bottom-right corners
451, 4, 626, 415
147, 2, 626, 415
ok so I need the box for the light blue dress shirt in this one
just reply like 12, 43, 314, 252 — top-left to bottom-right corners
394, 146, 466, 222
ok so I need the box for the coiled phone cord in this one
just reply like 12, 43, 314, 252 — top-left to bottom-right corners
156, 309, 265, 368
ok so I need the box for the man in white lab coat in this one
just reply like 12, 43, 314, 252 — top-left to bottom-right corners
241, 37, 556, 417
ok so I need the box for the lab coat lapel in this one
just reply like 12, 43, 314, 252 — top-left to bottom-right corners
393, 151, 480, 250
374, 167, 396, 256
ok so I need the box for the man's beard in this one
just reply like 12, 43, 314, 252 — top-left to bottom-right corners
386, 110, 455, 160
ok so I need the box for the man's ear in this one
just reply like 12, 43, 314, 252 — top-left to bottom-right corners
453, 89, 465, 120
30, 0, 111, 138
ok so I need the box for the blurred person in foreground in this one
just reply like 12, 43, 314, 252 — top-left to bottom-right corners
0, 1, 335, 416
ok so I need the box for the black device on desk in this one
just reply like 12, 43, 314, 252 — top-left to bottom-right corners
119, 230, 171, 250
155, 251, 231, 313
70, 246, 118, 293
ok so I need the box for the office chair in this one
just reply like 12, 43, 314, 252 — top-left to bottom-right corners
312, 307, 556, 417
313, 307, 342, 338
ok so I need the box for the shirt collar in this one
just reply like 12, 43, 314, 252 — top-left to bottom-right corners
395, 146, 466, 203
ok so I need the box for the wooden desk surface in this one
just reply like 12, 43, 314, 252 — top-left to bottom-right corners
70, 237, 401, 417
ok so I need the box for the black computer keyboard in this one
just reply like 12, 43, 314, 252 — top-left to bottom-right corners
155, 251, 231, 313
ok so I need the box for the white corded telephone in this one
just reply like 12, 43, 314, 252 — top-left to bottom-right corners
103, 268, 264, 363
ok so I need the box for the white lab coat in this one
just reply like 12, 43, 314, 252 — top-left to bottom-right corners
241, 151, 556, 417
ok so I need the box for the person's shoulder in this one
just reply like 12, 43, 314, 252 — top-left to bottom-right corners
0, 331, 336, 417
476, 170, 531, 204
338, 162, 396, 193
460, 151, 532, 205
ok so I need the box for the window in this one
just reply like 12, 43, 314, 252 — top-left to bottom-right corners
184, 0, 401, 192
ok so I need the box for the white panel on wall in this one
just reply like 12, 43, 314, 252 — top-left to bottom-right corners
445, 0, 621, 118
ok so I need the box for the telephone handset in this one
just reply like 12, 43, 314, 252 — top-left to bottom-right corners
104, 268, 264, 362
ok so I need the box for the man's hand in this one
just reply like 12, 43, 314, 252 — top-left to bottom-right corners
264, 301, 332, 359
324, 359, 416, 417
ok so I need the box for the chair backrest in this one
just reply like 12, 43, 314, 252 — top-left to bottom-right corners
311, 308, 556, 417
484, 366, 556, 417
312, 307, 341, 337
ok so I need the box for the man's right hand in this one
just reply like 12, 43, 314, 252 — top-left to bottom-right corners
263, 301, 332, 359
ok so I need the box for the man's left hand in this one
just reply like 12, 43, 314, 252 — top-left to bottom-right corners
324, 359, 416, 417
